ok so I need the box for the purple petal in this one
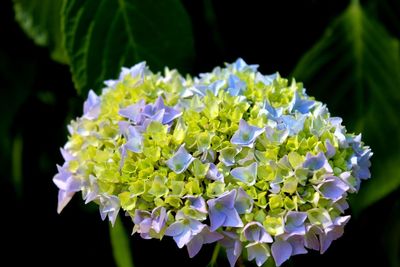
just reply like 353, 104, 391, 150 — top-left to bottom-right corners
303, 152, 333, 172
231, 162, 258, 185
188, 219, 206, 234
174, 229, 192, 248
57, 190, 75, 214
201, 227, 224, 244
99, 195, 120, 226
165, 221, 185, 237
185, 196, 207, 213
219, 231, 242, 267
166, 145, 195, 174
231, 119, 265, 147
271, 240, 292, 266
118, 99, 145, 124
319, 177, 349, 201
206, 163, 224, 182
325, 140, 336, 158
207, 207, 226, 232
60, 148, 74, 161
163, 106, 182, 124
217, 189, 237, 209
83, 90, 101, 120
186, 226, 223, 258
133, 209, 151, 225
186, 234, 203, 258
222, 208, 244, 228
287, 236, 308, 255
151, 206, 167, 233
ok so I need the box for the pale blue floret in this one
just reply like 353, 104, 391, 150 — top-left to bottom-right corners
230, 58, 259, 72
291, 91, 315, 114
234, 187, 253, 214
303, 152, 333, 172
227, 75, 246, 96
285, 211, 307, 236
243, 222, 273, 243
133, 206, 167, 239
143, 96, 182, 124
279, 114, 307, 136
219, 231, 243, 267
231, 119, 265, 147
165, 211, 205, 248
99, 194, 120, 226
206, 163, 224, 182
166, 145, 195, 174
271, 240, 293, 266
261, 100, 283, 121
83, 90, 101, 120
318, 176, 349, 201
186, 226, 223, 258
230, 162, 258, 185
118, 99, 145, 124
255, 72, 277, 85
207, 190, 243, 231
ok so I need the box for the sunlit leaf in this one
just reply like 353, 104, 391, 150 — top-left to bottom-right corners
293, 1, 400, 214
13, 0, 68, 63
62, 0, 195, 95
109, 217, 134, 267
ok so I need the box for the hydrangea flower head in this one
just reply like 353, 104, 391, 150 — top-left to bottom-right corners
54, 59, 372, 266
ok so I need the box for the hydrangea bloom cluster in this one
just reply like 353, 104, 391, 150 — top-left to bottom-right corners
54, 59, 372, 266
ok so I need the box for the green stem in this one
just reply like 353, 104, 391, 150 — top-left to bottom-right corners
12, 135, 23, 198
209, 243, 220, 267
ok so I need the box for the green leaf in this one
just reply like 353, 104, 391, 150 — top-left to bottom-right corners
62, 0, 195, 95
368, 0, 400, 39
109, 217, 134, 267
292, 1, 400, 214
13, 0, 68, 63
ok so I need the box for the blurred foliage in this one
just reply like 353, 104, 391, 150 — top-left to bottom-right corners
2, 0, 400, 266
13, 0, 68, 63
62, 0, 195, 95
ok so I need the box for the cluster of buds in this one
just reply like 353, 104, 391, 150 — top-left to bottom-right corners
54, 59, 372, 266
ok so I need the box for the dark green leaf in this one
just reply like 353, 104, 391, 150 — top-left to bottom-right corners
13, 0, 68, 63
62, 0, 195, 95
109, 217, 134, 267
292, 1, 400, 214
368, 0, 400, 39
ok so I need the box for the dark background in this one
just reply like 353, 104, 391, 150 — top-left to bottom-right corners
1, 0, 398, 266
